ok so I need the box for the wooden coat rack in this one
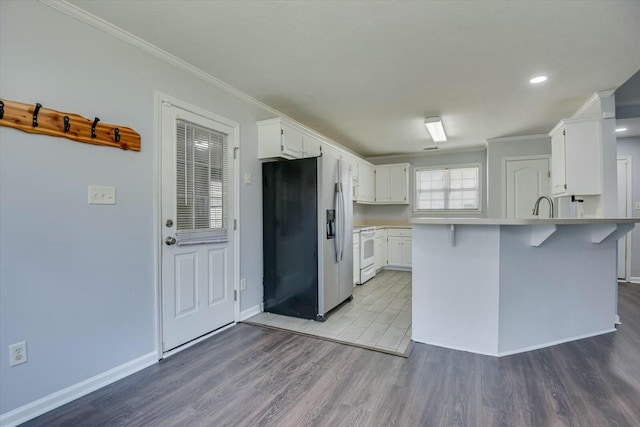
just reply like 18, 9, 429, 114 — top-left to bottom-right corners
0, 98, 141, 151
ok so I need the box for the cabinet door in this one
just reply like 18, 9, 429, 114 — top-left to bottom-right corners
353, 240, 360, 285
387, 237, 403, 266
374, 237, 382, 270
281, 124, 303, 159
358, 161, 373, 202
342, 154, 359, 182
551, 129, 567, 195
402, 237, 412, 267
375, 167, 390, 202
302, 135, 322, 158
388, 165, 409, 203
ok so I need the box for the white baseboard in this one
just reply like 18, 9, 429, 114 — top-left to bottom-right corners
383, 266, 412, 272
414, 328, 617, 358
0, 352, 156, 427
497, 328, 616, 357
240, 304, 261, 321
629, 276, 640, 284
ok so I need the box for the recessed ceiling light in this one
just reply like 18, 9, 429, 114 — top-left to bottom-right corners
616, 127, 627, 132
529, 76, 547, 84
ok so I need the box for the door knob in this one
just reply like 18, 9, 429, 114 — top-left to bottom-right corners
165, 236, 177, 245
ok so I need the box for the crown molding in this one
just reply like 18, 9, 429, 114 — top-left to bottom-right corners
571, 90, 615, 119
38, 0, 279, 115
486, 134, 550, 144
37, 0, 360, 157
366, 143, 486, 161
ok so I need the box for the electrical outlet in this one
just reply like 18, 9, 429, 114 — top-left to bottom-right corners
240, 278, 247, 291
88, 185, 116, 205
9, 341, 27, 367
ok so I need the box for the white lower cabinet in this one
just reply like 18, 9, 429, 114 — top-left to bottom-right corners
386, 229, 412, 268
353, 232, 360, 285
374, 229, 387, 271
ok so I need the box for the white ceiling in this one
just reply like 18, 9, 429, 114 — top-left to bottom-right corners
69, 1, 640, 156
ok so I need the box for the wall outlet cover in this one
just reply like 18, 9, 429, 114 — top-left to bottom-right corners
9, 341, 27, 367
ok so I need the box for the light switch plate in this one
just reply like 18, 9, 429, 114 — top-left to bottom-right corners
244, 173, 252, 185
635, 202, 640, 210
88, 186, 116, 205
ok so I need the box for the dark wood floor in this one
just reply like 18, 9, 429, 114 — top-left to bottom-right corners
25, 283, 640, 426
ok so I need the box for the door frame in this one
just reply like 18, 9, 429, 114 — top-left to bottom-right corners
501, 154, 551, 218
154, 91, 240, 360
618, 156, 632, 281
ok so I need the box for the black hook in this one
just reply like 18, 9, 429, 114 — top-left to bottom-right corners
33, 103, 42, 127
114, 128, 121, 142
91, 117, 100, 138
0, 100, 4, 119
63, 116, 70, 133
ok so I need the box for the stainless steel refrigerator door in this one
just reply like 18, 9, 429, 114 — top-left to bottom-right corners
337, 159, 354, 303
319, 147, 353, 318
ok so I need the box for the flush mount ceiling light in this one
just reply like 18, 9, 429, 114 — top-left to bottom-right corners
529, 75, 548, 84
616, 127, 628, 132
424, 117, 447, 143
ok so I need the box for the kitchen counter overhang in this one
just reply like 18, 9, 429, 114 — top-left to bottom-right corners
409, 217, 639, 357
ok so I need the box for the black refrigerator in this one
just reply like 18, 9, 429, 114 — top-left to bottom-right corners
262, 155, 353, 321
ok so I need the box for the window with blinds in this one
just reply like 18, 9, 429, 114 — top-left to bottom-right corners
415, 165, 481, 212
175, 119, 229, 244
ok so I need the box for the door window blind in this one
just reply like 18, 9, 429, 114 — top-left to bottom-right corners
176, 119, 229, 244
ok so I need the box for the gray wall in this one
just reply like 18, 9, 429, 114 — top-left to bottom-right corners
0, 1, 271, 413
617, 137, 640, 278
363, 150, 487, 221
486, 136, 551, 218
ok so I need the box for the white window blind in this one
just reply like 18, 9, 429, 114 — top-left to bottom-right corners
415, 166, 479, 211
176, 119, 228, 244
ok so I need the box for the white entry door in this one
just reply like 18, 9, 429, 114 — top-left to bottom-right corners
617, 158, 630, 280
505, 157, 551, 219
161, 101, 236, 352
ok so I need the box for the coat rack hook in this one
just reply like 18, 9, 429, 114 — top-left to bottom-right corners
63, 116, 70, 133
0, 100, 4, 119
33, 103, 42, 127
114, 128, 121, 142
91, 117, 100, 138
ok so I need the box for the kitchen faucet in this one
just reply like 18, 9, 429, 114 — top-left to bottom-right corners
532, 196, 554, 218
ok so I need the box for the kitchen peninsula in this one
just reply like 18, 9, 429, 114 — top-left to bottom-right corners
410, 217, 639, 357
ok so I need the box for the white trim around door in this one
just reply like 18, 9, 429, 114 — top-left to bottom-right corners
154, 91, 240, 360
501, 154, 551, 218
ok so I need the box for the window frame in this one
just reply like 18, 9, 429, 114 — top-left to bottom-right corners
413, 163, 483, 215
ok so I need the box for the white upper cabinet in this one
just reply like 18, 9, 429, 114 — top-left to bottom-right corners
302, 134, 322, 158
549, 117, 602, 197
375, 163, 410, 204
356, 159, 375, 203
258, 118, 322, 160
342, 152, 359, 182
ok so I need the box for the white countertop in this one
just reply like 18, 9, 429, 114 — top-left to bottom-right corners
410, 217, 640, 225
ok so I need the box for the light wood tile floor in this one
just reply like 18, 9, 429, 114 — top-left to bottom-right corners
246, 270, 412, 355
